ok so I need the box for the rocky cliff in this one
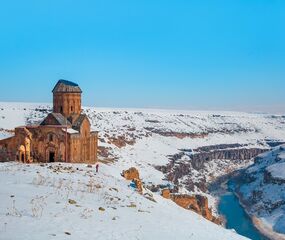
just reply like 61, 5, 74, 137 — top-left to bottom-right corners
236, 145, 285, 239
169, 194, 222, 224
156, 144, 268, 193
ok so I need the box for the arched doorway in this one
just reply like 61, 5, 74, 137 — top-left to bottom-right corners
49, 151, 55, 162
21, 152, 25, 162
18, 145, 26, 163
46, 147, 56, 163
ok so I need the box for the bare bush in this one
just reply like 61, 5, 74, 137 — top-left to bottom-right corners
80, 208, 94, 219
30, 196, 47, 218
32, 173, 46, 186
6, 200, 22, 217
87, 177, 96, 193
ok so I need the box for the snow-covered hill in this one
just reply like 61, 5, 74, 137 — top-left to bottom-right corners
1, 102, 284, 195
0, 162, 246, 240
1, 102, 285, 239
237, 145, 285, 240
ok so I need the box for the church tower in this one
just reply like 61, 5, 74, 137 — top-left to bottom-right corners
52, 80, 82, 118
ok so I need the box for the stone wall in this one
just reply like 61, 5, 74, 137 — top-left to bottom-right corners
53, 92, 81, 117
0, 125, 98, 164
0, 127, 32, 162
69, 132, 98, 164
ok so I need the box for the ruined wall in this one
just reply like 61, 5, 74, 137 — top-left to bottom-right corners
0, 127, 33, 162
69, 134, 81, 163
90, 132, 98, 163
0, 123, 98, 164
0, 137, 17, 162
28, 126, 67, 162
0, 126, 71, 163
69, 117, 97, 164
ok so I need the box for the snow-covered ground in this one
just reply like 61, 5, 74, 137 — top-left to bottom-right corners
266, 162, 285, 181
238, 145, 285, 240
0, 162, 247, 240
1, 102, 285, 239
1, 102, 284, 190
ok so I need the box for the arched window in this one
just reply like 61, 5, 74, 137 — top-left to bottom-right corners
60, 106, 63, 113
71, 106, 73, 112
49, 134, 53, 142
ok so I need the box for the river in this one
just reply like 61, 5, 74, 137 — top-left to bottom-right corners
218, 181, 268, 240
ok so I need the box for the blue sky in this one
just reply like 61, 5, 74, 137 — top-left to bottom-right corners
0, 0, 284, 113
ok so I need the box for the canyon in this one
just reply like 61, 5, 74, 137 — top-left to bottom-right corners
1, 102, 285, 239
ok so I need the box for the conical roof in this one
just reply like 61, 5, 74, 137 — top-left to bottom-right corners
52, 79, 82, 93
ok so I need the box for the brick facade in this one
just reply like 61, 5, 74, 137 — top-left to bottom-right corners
0, 80, 98, 164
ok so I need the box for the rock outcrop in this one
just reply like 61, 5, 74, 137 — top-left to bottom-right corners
122, 167, 140, 180
161, 189, 171, 199
108, 135, 136, 148
236, 146, 285, 238
166, 193, 222, 225
144, 128, 208, 139
190, 148, 267, 170
122, 167, 143, 194
133, 178, 143, 194
264, 169, 285, 185
156, 145, 268, 193
144, 126, 257, 139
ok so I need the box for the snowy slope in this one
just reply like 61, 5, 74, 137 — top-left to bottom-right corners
0, 162, 247, 240
1, 102, 285, 239
266, 162, 285, 180
1, 102, 285, 143
237, 145, 285, 240
1, 103, 285, 206
1, 102, 284, 188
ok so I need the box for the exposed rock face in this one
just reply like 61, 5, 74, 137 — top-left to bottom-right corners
190, 148, 267, 170
144, 129, 208, 139
264, 169, 285, 185
122, 167, 140, 180
156, 145, 268, 193
194, 144, 245, 152
121, 167, 143, 194
108, 135, 136, 148
171, 194, 200, 212
133, 178, 143, 194
144, 127, 257, 139
97, 146, 112, 158
161, 189, 171, 199
160, 187, 222, 224
236, 146, 285, 238
170, 194, 222, 224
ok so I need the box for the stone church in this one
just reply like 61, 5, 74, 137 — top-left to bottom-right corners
0, 80, 98, 164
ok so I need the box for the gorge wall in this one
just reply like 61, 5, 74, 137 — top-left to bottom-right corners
156, 144, 268, 193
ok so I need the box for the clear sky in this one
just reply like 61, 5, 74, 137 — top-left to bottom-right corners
0, 0, 284, 113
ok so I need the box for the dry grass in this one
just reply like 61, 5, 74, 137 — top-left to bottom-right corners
30, 196, 47, 218
6, 199, 22, 217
